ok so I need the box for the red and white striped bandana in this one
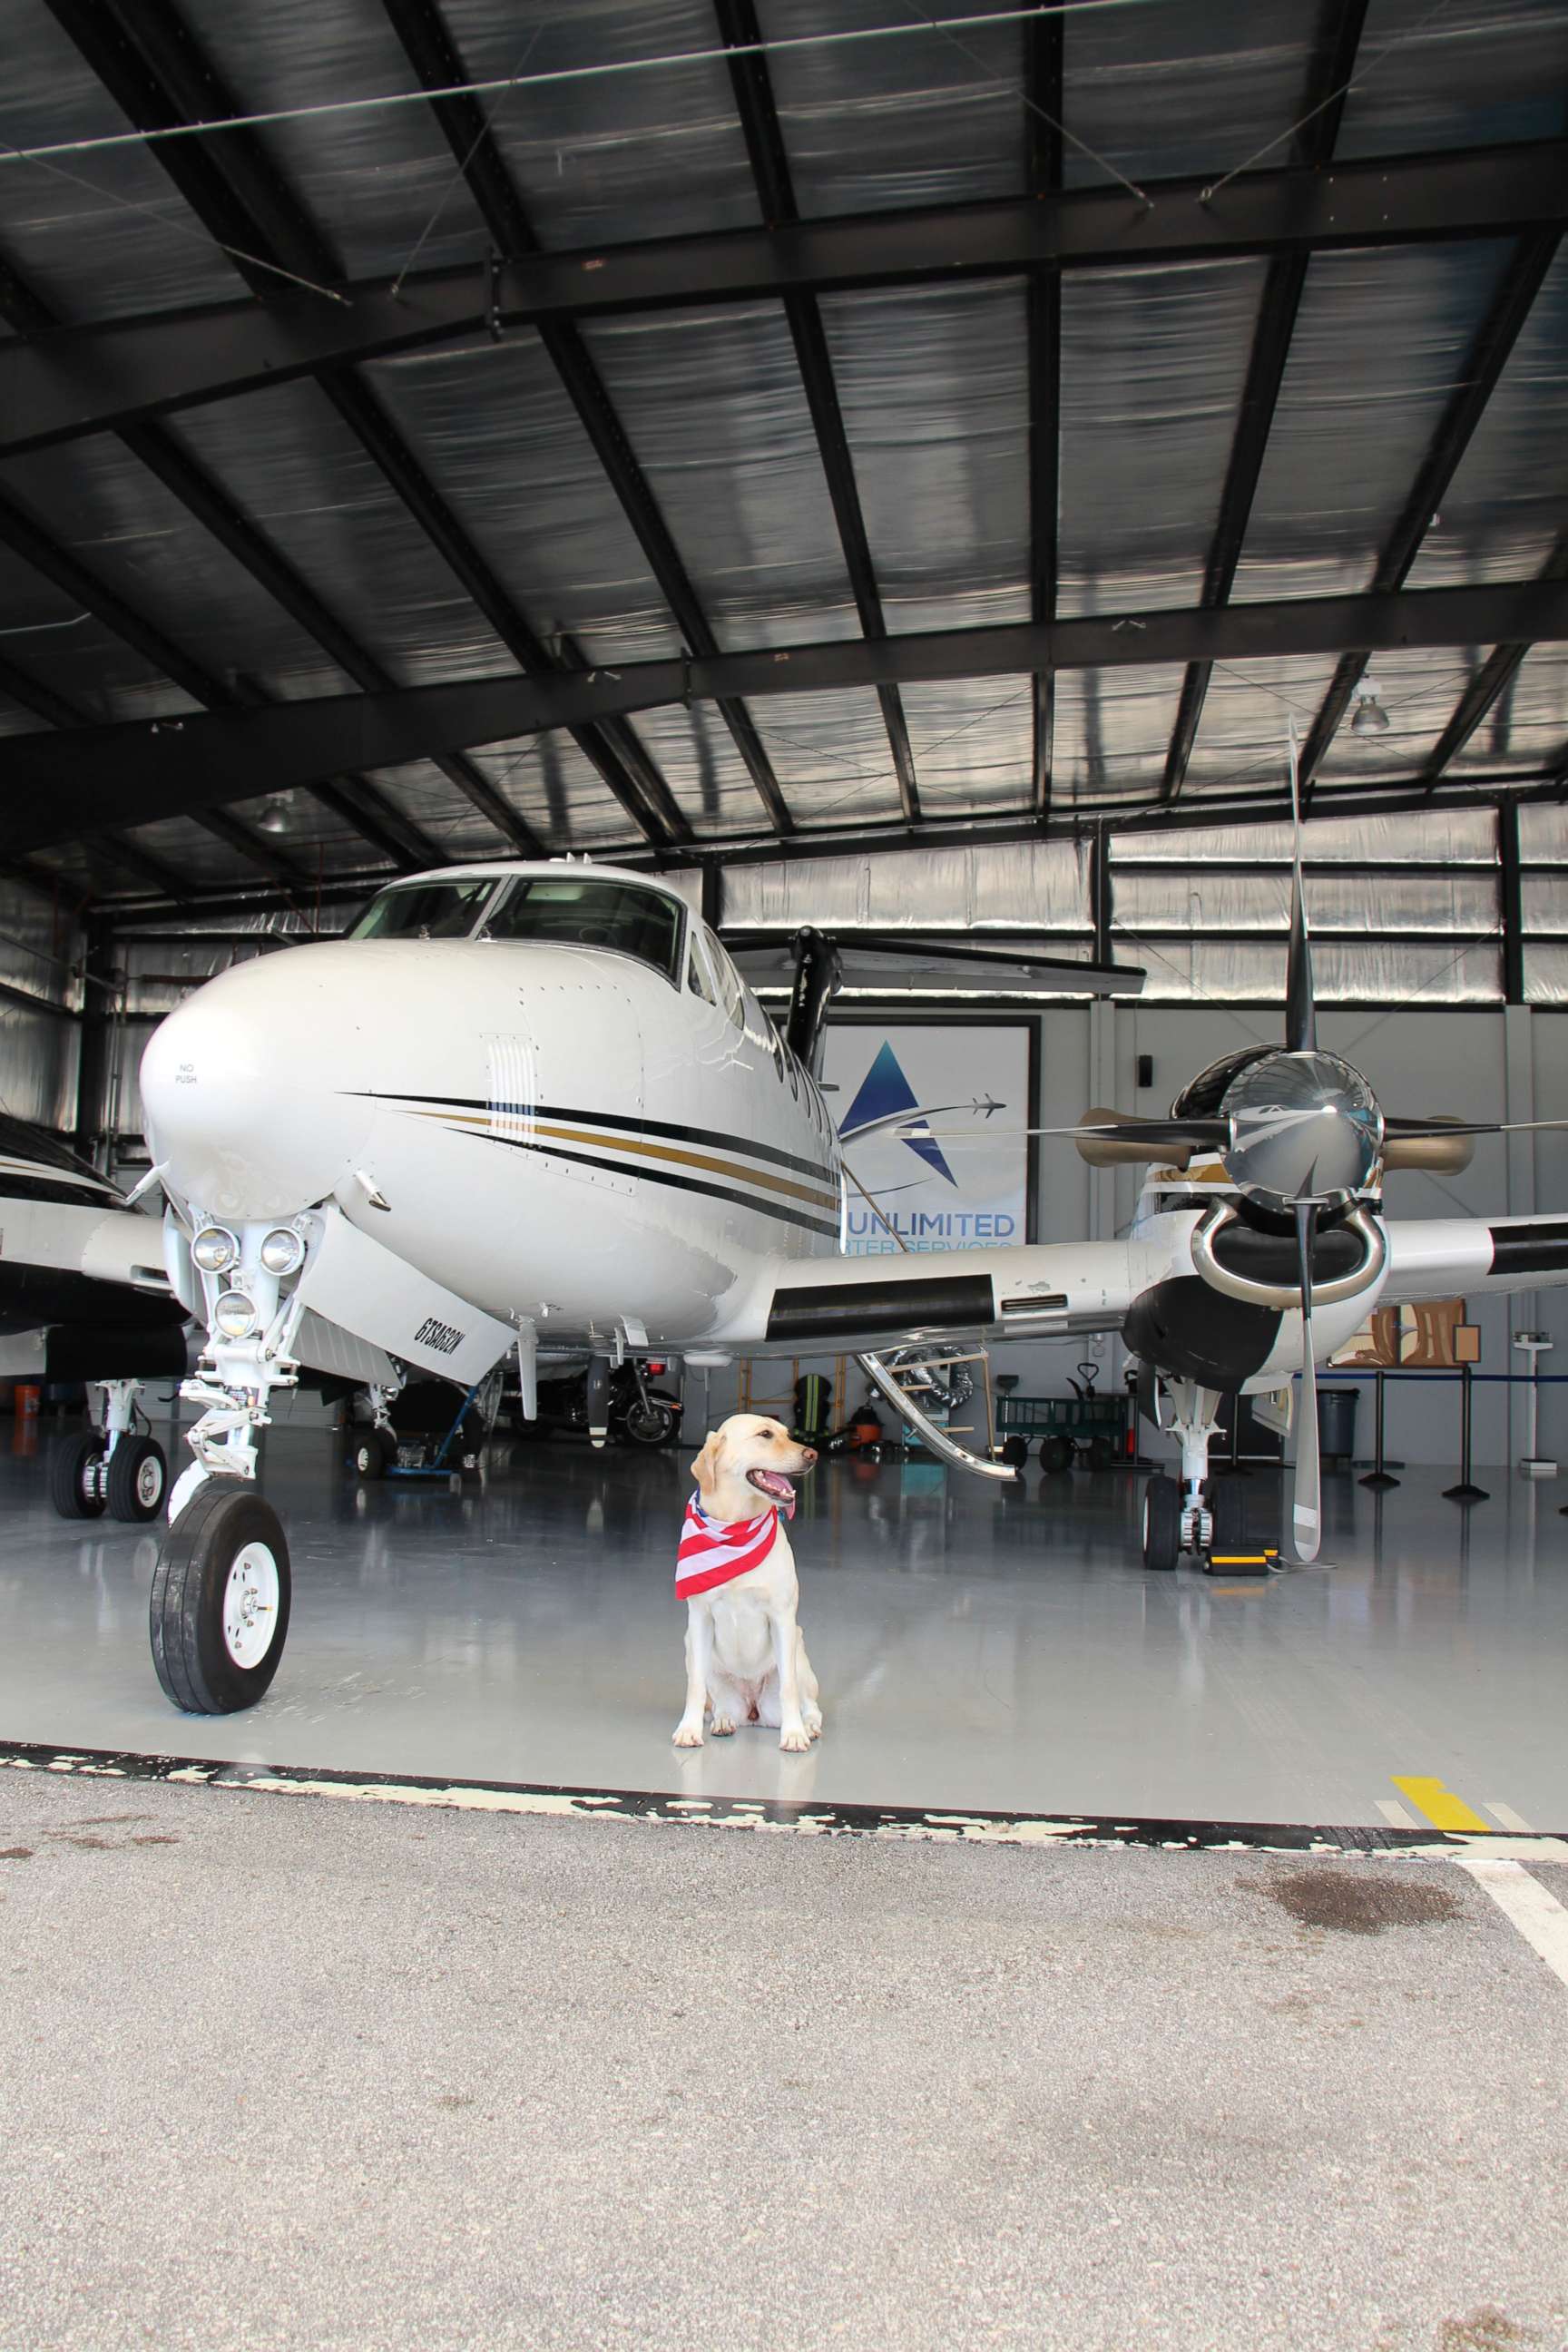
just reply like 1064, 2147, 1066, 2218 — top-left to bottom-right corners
675, 1494, 786, 1601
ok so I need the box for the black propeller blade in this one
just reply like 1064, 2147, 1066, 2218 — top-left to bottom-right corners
1285, 719, 1317, 1055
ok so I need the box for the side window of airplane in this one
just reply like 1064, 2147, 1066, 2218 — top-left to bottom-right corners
704, 929, 747, 1030
686, 938, 716, 1004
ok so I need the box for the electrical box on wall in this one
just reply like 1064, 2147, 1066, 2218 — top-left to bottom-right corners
1137, 1054, 1154, 1090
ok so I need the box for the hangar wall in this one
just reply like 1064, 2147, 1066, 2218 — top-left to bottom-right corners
0, 877, 81, 1134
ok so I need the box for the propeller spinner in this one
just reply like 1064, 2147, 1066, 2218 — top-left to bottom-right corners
1217, 1048, 1383, 1216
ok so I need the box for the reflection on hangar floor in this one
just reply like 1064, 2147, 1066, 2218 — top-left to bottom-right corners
0, 1426, 1561, 1830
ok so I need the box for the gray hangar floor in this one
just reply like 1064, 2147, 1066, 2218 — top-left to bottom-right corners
0, 1420, 1563, 1836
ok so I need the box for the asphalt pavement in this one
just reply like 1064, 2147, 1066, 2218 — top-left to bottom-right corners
1, 1770, 1564, 2352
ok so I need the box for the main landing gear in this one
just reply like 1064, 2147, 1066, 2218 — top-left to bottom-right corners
1140, 1380, 1271, 1575
50, 1381, 168, 1524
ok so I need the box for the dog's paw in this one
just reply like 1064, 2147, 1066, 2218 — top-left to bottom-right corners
779, 1726, 812, 1754
804, 1706, 823, 1739
672, 1723, 704, 1749
709, 1714, 737, 1738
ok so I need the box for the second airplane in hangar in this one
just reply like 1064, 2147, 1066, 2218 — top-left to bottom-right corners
119, 832, 1568, 1716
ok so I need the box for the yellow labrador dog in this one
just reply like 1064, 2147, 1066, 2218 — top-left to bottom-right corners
672, 1414, 822, 1753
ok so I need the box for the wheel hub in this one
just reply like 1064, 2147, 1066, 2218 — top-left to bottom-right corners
223, 1542, 279, 1670
136, 1456, 162, 1507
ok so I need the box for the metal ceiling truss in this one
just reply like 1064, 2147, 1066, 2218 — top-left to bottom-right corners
715, 0, 917, 824
38, 0, 680, 858
7, 575, 1566, 850
6, 4, 1565, 910
0, 650, 199, 902
0, 475, 316, 894
380, 0, 789, 836
1298, 224, 1564, 799
5, 140, 1566, 462
1161, 0, 1368, 805
1024, 5, 1064, 821
75, 773, 1567, 936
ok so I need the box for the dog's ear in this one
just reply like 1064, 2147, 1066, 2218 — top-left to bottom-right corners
690, 1430, 724, 1497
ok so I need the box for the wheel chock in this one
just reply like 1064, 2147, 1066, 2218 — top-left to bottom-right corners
1203, 1549, 1279, 1577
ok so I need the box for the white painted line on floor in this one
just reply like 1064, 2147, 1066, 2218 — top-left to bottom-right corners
1376, 1798, 1418, 1829
1484, 1801, 1535, 1834
1455, 1858, 1568, 1993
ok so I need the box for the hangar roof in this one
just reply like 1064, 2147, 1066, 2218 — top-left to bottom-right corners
0, 0, 1566, 923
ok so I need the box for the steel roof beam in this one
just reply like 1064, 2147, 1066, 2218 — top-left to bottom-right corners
1024, 5, 1065, 820
91, 771, 1568, 926
716, 0, 917, 824
6, 138, 1566, 461
0, 652, 204, 900
1420, 529, 1568, 789
43, 0, 665, 858
0, 237, 445, 876
380, 0, 780, 836
1161, 0, 1367, 804
1298, 225, 1563, 795
0, 482, 312, 890
0, 489, 418, 883
9, 576, 1568, 851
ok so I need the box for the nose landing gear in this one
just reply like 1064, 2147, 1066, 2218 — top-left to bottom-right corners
150, 1215, 310, 1714
1140, 1381, 1274, 1575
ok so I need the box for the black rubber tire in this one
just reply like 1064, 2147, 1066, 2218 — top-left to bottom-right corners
999, 1433, 1029, 1469
620, 1395, 679, 1448
150, 1485, 292, 1715
349, 1427, 396, 1480
1206, 1478, 1247, 1563
50, 1432, 106, 1520
1142, 1474, 1181, 1572
1088, 1435, 1117, 1473
1039, 1433, 1073, 1475
106, 1436, 167, 1524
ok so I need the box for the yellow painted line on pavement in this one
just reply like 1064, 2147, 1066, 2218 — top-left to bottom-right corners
1392, 1776, 1493, 1834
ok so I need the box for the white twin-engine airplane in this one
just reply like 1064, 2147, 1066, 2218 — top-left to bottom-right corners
83, 781, 1564, 1718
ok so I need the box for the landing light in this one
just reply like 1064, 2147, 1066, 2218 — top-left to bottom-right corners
192, 1224, 240, 1275
213, 1289, 259, 1340
260, 1226, 306, 1278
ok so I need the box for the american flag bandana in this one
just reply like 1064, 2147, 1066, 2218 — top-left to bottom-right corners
675, 1492, 790, 1601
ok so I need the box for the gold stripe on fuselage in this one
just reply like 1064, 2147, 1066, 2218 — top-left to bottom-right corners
404, 1107, 842, 1213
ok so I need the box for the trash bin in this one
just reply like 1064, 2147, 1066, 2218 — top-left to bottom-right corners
1317, 1386, 1359, 1465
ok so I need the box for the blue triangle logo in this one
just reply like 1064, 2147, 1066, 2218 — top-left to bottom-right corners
839, 1040, 956, 1186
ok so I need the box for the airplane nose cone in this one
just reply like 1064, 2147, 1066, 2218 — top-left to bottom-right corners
140, 945, 377, 1220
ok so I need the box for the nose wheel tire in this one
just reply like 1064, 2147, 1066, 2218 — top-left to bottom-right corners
1142, 1474, 1181, 1573
50, 1433, 107, 1519
106, 1436, 167, 1524
150, 1485, 292, 1715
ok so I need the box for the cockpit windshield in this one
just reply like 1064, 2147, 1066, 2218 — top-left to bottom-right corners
349, 879, 497, 941
480, 877, 683, 983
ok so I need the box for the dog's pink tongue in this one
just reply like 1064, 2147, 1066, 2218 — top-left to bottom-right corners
750, 1469, 796, 1511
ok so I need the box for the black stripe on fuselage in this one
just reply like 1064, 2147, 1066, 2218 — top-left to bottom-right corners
353, 1092, 838, 1188
768, 1272, 996, 1344
459, 1127, 842, 1242
1490, 1219, 1568, 1277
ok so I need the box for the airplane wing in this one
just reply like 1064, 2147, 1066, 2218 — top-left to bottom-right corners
712, 1234, 1155, 1356
1382, 1214, 1568, 1301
